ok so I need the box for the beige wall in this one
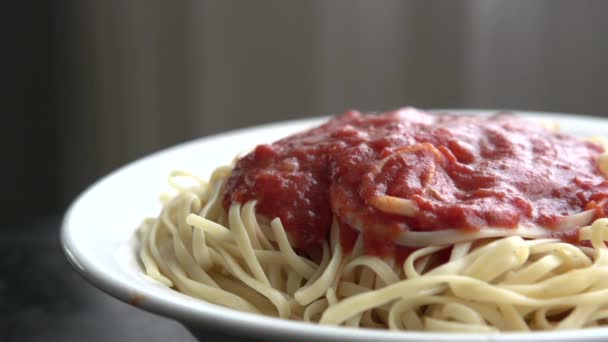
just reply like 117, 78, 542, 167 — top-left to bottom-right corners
56, 0, 608, 203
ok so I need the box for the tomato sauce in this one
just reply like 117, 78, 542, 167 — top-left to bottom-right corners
223, 108, 608, 256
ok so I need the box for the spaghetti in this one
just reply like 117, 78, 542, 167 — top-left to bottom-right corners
137, 109, 608, 332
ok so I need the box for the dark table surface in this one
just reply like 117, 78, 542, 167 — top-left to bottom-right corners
1, 216, 262, 342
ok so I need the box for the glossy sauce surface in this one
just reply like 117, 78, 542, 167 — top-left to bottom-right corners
223, 108, 608, 255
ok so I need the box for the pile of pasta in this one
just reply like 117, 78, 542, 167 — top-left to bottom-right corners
138, 167, 608, 332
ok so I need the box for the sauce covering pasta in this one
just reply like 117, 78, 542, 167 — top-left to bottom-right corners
224, 108, 608, 256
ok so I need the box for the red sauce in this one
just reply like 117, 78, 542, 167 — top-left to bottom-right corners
223, 108, 608, 256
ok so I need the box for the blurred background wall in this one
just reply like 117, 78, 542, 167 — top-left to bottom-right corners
3, 0, 608, 226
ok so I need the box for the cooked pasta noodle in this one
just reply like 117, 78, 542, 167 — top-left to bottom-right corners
138, 166, 608, 332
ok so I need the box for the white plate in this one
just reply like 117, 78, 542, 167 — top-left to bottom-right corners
62, 110, 608, 341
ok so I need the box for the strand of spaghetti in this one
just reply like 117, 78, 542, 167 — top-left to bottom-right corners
396, 225, 548, 247
394, 296, 436, 330
515, 302, 540, 319
591, 219, 608, 250
450, 276, 608, 306
337, 282, 371, 297
501, 254, 563, 285
374, 259, 393, 289
154, 234, 259, 313
534, 307, 553, 330
256, 220, 277, 243
497, 303, 529, 331
212, 273, 277, 314
238, 202, 260, 248
368, 195, 418, 217
555, 210, 596, 231
529, 242, 592, 269
163, 210, 220, 288
342, 261, 366, 329
303, 299, 328, 322
252, 250, 299, 265
450, 241, 472, 261
251, 216, 275, 250
589, 309, 608, 322
294, 242, 342, 305
138, 219, 173, 287
198, 175, 223, 218
321, 271, 608, 326
203, 173, 228, 222
389, 298, 441, 330
213, 244, 292, 318
228, 203, 270, 286
499, 267, 608, 298
424, 317, 498, 333
461, 236, 529, 282
346, 234, 364, 262
414, 255, 431, 275
344, 313, 362, 327
465, 302, 503, 329
145, 208, 176, 285
329, 251, 347, 299
438, 302, 485, 325
175, 192, 201, 249
167, 264, 259, 314
342, 256, 400, 285
267, 264, 283, 292
403, 246, 446, 279
271, 218, 315, 279
202, 235, 291, 315
193, 175, 225, 270
241, 200, 264, 249
364, 143, 444, 218
600, 153, 608, 176
186, 214, 232, 241
159, 194, 219, 288
160, 197, 213, 279
355, 266, 385, 328
387, 298, 411, 330
427, 237, 534, 277
326, 287, 338, 306
305, 242, 331, 285
167, 170, 208, 194
556, 304, 600, 330
589, 276, 608, 292
191, 227, 212, 271
388, 296, 492, 331
402, 311, 424, 331
216, 244, 315, 266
